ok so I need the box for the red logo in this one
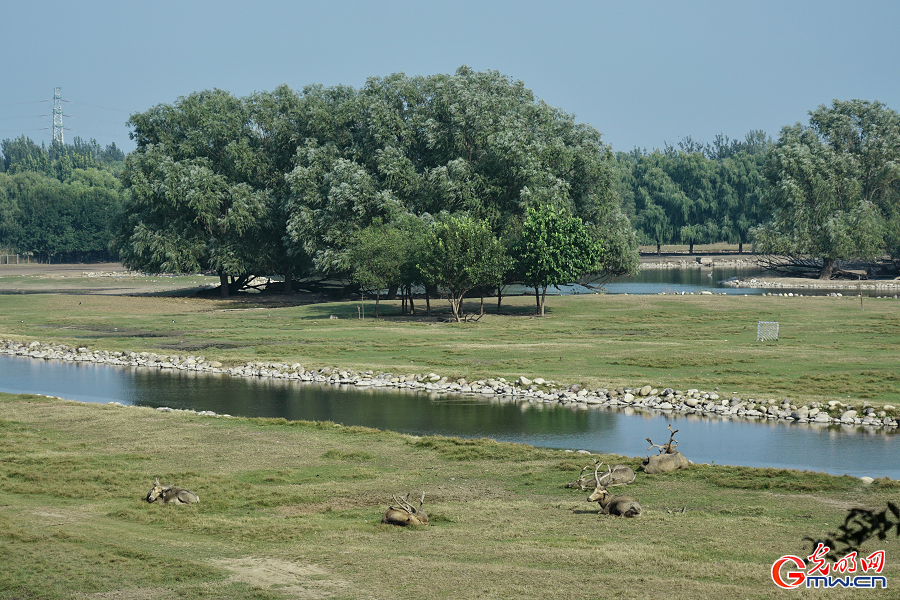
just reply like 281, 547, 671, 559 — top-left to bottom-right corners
772, 544, 886, 589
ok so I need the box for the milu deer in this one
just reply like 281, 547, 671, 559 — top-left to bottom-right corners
382, 492, 429, 526
587, 462, 642, 517
146, 479, 199, 505
567, 459, 635, 490
641, 424, 690, 474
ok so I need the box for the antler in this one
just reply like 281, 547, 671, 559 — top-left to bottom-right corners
390, 492, 425, 514
594, 459, 631, 489
592, 459, 606, 487
647, 424, 680, 454
646, 437, 665, 453
391, 494, 413, 513
663, 424, 679, 453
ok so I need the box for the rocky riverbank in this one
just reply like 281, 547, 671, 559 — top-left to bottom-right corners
3, 338, 897, 431
639, 256, 758, 269
722, 275, 900, 295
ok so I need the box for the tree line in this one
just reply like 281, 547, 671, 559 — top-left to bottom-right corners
616, 131, 770, 254
112, 67, 640, 316
3, 68, 898, 288
620, 99, 900, 279
0, 136, 125, 262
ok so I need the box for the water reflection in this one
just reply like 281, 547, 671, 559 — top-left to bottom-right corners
0, 354, 896, 479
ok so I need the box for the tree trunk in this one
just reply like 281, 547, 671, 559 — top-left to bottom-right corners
540, 286, 548, 316
689, 242, 695, 254
375, 294, 380, 318
387, 285, 398, 300
408, 286, 415, 315
497, 285, 503, 313
425, 284, 438, 316
819, 258, 836, 280
480, 295, 484, 315
219, 272, 230, 298
450, 296, 461, 322
534, 286, 541, 315
657, 243, 661, 255
738, 241, 743, 254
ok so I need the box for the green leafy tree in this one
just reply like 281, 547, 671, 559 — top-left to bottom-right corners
115, 89, 274, 296
347, 222, 407, 317
516, 204, 602, 316
0, 169, 121, 261
754, 100, 899, 278
619, 134, 769, 254
418, 215, 511, 322
283, 68, 635, 284
1, 136, 52, 177
588, 209, 640, 285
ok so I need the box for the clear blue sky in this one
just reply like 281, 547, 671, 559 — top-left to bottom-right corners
2, 0, 898, 155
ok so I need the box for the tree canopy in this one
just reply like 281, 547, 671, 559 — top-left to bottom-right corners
417, 215, 511, 321
0, 136, 124, 261
516, 204, 602, 316
114, 89, 277, 295
115, 68, 638, 301
753, 100, 900, 278
615, 131, 770, 254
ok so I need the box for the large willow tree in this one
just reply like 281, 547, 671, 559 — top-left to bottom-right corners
115, 68, 639, 295
753, 99, 900, 278
283, 67, 637, 280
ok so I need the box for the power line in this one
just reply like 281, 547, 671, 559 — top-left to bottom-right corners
0, 100, 50, 107
67, 101, 128, 113
1, 92, 132, 146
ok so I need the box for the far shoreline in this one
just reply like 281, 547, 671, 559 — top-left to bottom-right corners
2, 256, 899, 294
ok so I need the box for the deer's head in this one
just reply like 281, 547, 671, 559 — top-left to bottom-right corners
146, 478, 164, 503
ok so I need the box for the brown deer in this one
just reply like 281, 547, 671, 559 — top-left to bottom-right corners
382, 492, 429, 526
146, 479, 200, 505
641, 424, 690, 474
567, 460, 635, 490
586, 462, 642, 517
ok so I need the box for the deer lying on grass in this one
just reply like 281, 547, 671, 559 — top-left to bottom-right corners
567, 460, 635, 490
382, 492, 429, 526
146, 479, 199, 505
587, 462, 642, 517
641, 424, 690, 474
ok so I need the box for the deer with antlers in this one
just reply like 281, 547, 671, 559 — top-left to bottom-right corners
641, 424, 690, 474
586, 461, 642, 517
382, 492, 429, 526
567, 459, 635, 490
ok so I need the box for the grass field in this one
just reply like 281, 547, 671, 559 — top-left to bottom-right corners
1, 393, 898, 600
1, 280, 898, 407
1, 268, 899, 598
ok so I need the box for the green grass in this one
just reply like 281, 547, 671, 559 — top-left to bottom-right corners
0, 393, 897, 599
1, 269, 899, 597
1, 285, 899, 406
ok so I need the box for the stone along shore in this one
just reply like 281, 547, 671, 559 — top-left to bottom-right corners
2, 339, 896, 430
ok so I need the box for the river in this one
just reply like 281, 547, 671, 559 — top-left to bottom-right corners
1, 354, 896, 479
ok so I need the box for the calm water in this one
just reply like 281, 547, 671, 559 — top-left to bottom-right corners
1, 354, 896, 479
597, 265, 890, 296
